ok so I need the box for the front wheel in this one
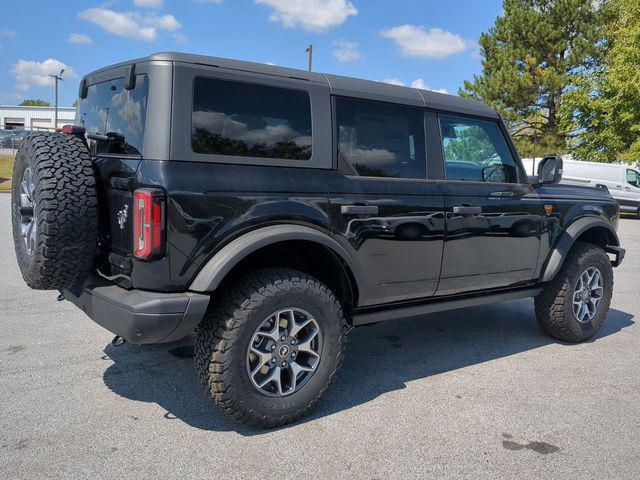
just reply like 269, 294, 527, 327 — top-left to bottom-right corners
535, 242, 613, 342
195, 268, 347, 428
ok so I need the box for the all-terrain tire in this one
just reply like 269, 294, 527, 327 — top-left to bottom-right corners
11, 132, 98, 290
534, 242, 613, 342
195, 268, 348, 428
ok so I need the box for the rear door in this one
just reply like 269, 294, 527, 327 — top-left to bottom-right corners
434, 114, 544, 296
328, 97, 445, 306
589, 163, 623, 201
617, 168, 640, 212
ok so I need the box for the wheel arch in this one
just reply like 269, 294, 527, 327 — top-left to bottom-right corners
541, 216, 619, 283
189, 225, 362, 311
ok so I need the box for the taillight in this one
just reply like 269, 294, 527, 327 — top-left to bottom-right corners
133, 188, 165, 260
61, 124, 86, 135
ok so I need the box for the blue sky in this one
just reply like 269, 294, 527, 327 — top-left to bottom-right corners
0, 0, 503, 107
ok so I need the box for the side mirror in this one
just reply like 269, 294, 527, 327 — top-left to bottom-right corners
536, 155, 563, 185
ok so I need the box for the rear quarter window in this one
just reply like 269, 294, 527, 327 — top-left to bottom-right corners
191, 77, 312, 160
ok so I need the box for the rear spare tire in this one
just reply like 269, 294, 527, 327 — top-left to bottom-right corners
11, 132, 98, 290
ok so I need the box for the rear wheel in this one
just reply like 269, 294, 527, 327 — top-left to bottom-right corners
535, 242, 613, 342
11, 132, 98, 289
195, 268, 347, 428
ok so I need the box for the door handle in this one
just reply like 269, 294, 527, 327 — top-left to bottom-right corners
625, 186, 631, 191
453, 205, 482, 215
341, 205, 379, 216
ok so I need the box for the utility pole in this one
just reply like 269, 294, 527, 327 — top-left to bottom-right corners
48, 69, 65, 132
305, 44, 313, 72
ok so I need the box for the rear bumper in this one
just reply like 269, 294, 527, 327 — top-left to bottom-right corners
62, 275, 210, 344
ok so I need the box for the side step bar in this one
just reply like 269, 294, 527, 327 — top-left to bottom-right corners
351, 287, 542, 327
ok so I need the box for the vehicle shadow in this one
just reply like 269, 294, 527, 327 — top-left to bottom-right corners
102, 299, 634, 435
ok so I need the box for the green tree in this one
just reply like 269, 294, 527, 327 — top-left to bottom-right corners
561, 0, 640, 162
461, 0, 607, 158
19, 99, 51, 107
443, 126, 496, 164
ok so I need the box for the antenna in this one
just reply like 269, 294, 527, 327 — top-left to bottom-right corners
305, 44, 313, 72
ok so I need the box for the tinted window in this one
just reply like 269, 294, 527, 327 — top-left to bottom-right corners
336, 98, 426, 179
439, 114, 518, 183
192, 78, 312, 160
78, 74, 149, 156
627, 169, 639, 188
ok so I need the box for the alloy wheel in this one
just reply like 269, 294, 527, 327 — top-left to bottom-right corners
246, 307, 322, 397
572, 266, 604, 323
19, 167, 37, 256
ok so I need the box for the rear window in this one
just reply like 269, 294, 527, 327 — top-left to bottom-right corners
191, 77, 312, 160
78, 74, 149, 156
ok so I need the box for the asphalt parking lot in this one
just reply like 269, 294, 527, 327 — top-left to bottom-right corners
1, 193, 639, 480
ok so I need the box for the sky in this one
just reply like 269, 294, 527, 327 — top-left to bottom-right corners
0, 0, 504, 107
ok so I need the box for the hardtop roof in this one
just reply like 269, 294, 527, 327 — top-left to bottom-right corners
86, 52, 498, 119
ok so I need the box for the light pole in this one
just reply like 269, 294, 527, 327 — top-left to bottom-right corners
305, 44, 313, 72
48, 69, 64, 132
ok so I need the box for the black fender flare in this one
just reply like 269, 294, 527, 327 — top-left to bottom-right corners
189, 224, 363, 293
541, 217, 619, 282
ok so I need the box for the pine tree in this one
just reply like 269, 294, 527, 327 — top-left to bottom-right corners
461, 0, 606, 158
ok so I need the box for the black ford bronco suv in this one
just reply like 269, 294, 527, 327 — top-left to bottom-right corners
11, 53, 625, 428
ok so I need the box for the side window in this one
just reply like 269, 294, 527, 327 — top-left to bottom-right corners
439, 114, 519, 183
191, 77, 312, 160
336, 97, 426, 179
627, 169, 639, 188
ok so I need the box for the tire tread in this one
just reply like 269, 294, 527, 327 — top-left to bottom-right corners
194, 268, 347, 428
535, 242, 613, 342
12, 132, 98, 290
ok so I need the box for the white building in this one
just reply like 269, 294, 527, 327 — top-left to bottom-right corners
0, 105, 76, 131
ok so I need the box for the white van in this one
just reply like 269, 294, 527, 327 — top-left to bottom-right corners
523, 157, 640, 216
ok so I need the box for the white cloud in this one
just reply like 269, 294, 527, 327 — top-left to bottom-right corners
11, 58, 76, 92
410, 79, 449, 93
68, 33, 92, 45
256, 0, 357, 31
333, 39, 361, 62
2, 29, 16, 37
173, 32, 188, 43
381, 25, 470, 59
78, 8, 182, 42
382, 78, 405, 86
134, 0, 164, 7
383, 78, 449, 94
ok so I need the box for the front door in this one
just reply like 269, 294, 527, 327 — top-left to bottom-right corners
328, 97, 445, 306
434, 114, 544, 296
